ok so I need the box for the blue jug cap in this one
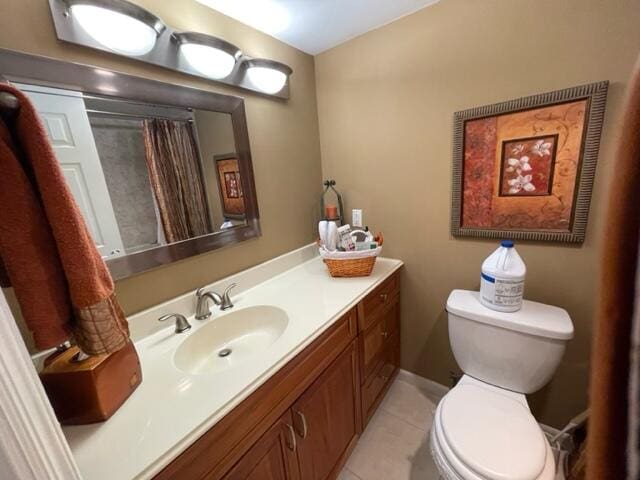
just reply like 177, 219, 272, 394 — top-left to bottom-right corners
501, 240, 514, 248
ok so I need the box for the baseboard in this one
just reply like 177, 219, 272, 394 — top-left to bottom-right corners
396, 369, 450, 401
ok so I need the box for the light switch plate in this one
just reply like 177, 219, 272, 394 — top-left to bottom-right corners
352, 209, 363, 227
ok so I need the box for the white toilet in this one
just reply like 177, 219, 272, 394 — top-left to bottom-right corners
430, 289, 574, 480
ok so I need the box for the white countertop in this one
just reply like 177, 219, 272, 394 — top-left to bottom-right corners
63, 249, 403, 480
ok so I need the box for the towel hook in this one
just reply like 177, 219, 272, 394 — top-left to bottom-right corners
0, 73, 20, 120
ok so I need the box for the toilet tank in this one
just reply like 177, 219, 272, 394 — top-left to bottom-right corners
446, 290, 573, 394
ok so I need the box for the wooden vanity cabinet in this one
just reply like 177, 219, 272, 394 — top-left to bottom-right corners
155, 270, 401, 480
222, 342, 360, 480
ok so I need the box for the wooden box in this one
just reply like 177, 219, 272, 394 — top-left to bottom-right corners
39, 341, 142, 425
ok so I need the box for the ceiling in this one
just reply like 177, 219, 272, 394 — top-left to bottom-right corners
195, 0, 441, 55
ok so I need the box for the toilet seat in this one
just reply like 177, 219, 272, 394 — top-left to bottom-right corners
430, 382, 555, 480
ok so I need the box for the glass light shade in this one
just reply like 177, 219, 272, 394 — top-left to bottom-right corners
180, 43, 236, 79
70, 4, 158, 56
246, 66, 287, 94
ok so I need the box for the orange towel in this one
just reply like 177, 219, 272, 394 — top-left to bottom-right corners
0, 83, 130, 355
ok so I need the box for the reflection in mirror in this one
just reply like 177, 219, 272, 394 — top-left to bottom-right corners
16, 82, 246, 260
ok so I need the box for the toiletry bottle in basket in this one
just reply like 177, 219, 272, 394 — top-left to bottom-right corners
337, 224, 355, 251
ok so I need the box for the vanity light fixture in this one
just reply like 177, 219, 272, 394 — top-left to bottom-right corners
49, 0, 293, 98
174, 32, 241, 80
63, 0, 165, 56
244, 59, 293, 95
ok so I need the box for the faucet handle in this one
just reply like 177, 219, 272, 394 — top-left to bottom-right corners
221, 283, 237, 310
159, 313, 191, 333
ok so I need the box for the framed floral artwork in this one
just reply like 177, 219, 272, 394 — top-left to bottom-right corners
224, 171, 241, 198
451, 81, 608, 243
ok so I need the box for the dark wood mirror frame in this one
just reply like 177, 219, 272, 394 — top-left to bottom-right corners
0, 48, 260, 280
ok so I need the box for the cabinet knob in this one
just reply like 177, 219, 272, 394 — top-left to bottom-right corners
381, 331, 389, 339
293, 410, 308, 438
380, 375, 389, 382
379, 293, 388, 302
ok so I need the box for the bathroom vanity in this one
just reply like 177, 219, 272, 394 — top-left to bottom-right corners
62, 246, 403, 480
157, 271, 400, 480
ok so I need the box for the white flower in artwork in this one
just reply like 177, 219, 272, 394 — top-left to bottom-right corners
508, 174, 536, 194
505, 155, 532, 174
531, 139, 552, 157
511, 144, 525, 155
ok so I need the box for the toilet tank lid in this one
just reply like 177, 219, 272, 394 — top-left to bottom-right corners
446, 290, 574, 340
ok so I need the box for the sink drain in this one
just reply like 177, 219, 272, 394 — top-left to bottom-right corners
218, 348, 232, 358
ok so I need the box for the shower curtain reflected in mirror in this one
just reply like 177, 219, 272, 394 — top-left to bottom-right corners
142, 118, 212, 243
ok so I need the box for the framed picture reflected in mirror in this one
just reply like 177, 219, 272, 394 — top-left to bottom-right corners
215, 153, 246, 219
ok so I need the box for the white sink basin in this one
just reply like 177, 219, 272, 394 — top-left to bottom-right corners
174, 306, 289, 375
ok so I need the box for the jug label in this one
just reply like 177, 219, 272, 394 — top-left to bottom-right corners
480, 274, 524, 308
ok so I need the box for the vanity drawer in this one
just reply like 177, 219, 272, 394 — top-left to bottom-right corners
357, 271, 400, 332
361, 337, 400, 426
359, 297, 400, 383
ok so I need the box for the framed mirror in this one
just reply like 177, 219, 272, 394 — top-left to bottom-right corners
0, 49, 260, 280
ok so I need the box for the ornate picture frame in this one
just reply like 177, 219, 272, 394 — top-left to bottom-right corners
451, 81, 608, 243
215, 153, 246, 218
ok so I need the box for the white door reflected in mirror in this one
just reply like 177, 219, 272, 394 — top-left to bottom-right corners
19, 84, 125, 260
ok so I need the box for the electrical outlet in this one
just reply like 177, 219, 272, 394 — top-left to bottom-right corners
352, 209, 363, 227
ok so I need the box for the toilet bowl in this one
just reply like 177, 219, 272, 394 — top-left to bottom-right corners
430, 290, 574, 480
430, 376, 555, 480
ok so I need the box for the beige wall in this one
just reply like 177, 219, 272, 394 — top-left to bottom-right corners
315, 0, 640, 427
0, 0, 322, 316
195, 110, 235, 229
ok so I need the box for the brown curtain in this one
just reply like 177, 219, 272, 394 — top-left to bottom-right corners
586, 54, 640, 480
142, 118, 212, 243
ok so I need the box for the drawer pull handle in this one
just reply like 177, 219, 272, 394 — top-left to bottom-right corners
379, 293, 388, 302
285, 424, 297, 451
380, 375, 389, 381
293, 410, 308, 438
381, 331, 389, 339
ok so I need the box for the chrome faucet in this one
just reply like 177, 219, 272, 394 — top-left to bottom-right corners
195, 283, 237, 320
195, 288, 222, 320
158, 313, 191, 333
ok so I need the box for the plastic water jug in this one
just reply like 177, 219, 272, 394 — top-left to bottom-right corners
480, 240, 526, 312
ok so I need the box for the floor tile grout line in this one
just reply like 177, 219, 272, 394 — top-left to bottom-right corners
344, 466, 364, 480
376, 404, 430, 433
392, 378, 447, 403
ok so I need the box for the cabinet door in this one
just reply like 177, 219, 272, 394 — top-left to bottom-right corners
292, 341, 360, 480
222, 411, 300, 480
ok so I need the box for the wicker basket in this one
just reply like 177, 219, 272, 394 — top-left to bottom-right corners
323, 255, 377, 277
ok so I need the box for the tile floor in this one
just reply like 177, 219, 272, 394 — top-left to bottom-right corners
339, 376, 442, 480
